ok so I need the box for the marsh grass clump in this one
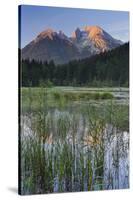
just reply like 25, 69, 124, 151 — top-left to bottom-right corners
52, 90, 62, 100
108, 104, 129, 131
85, 92, 112, 100
101, 92, 114, 99
52, 90, 114, 101
64, 92, 79, 101
21, 88, 114, 112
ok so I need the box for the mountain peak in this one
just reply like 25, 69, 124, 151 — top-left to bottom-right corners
58, 30, 68, 40
36, 28, 56, 41
84, 25, 104, 38
22, 25, 123, 64
83, 26, 107, 50
72, 27, 81, 39
84, 25, 102, 31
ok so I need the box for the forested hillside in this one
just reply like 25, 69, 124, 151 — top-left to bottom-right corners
21, 42, 129, 87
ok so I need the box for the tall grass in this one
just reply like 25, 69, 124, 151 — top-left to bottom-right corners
20, 87, 129, 194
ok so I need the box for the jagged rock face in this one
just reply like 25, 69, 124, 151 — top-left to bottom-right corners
22, 29, 80, 64
72, 26, 123, 55
84, 26, 109, 51
84, 26, 123, 51
22, 26, 123, 64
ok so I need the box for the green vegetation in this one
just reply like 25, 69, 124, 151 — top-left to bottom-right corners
54, 91, 114, 101
21, 43, 129, 87
21, 87, 115, 112
20, 86, 129, 194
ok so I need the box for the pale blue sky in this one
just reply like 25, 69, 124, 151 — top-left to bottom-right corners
19, 5, 129, 48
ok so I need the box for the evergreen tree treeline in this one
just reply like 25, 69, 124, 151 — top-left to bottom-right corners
21, 43, 129, 87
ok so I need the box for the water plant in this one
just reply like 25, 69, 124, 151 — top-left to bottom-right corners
20, 87, 129, 194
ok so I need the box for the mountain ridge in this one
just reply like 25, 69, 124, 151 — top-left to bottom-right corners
22, 25, 123, 64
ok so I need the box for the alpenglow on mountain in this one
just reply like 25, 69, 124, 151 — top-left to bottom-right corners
22, 26, 123, 64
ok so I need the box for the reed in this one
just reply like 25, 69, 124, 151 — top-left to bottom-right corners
20, 87, 129, 194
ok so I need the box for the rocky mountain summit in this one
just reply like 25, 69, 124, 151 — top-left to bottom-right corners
22, 26, 123, 64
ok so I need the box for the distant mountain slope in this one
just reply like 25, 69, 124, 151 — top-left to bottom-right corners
22, 43, 129, 87
22, 29, 80, 64
22, 26, 123, 64
72, 26, 123, 53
